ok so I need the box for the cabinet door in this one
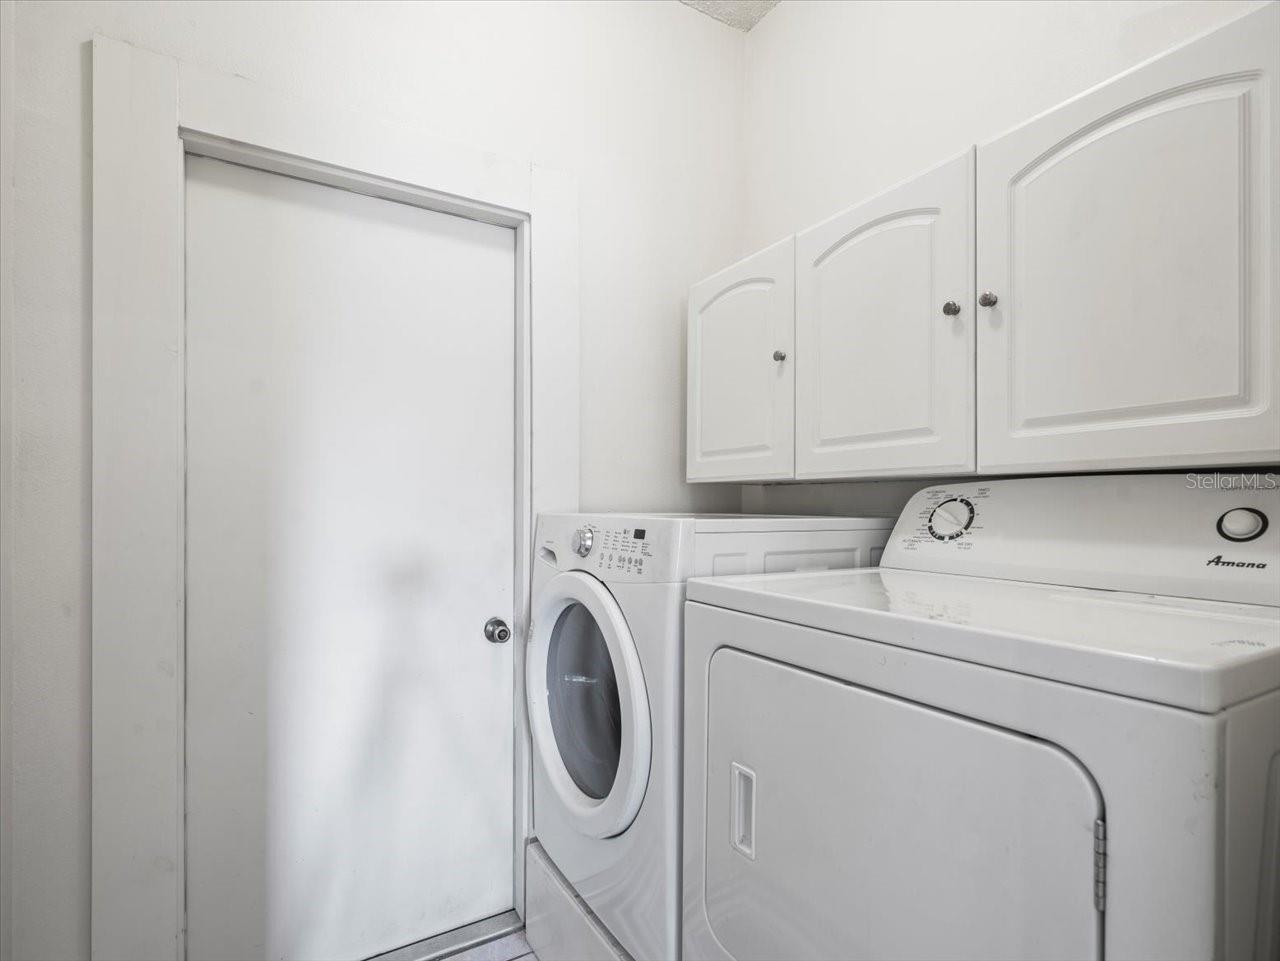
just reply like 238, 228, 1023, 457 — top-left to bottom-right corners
977, 3, 1280, 473
795, 151, 975, 478
687, 238, 795, 482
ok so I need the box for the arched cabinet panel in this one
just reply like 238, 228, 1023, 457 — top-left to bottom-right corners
795, 150, 975, 478
977, 3, 1280, 472
687, 238, 795, 482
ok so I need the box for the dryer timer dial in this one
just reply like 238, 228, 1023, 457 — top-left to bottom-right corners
928, 498, 975, 541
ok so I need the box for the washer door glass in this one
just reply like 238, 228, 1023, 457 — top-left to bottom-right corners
528, 570, 651, 839
546, 603, 621, 800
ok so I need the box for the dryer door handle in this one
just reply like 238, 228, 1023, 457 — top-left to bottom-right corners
731, 762, 756, 861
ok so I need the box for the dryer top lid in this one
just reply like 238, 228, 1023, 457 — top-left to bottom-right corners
686, 473, 1280, 712
685, 566, 1280, 713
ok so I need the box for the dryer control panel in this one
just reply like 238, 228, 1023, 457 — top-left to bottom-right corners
882, 474, 1279, 607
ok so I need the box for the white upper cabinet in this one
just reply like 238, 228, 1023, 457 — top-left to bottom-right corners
977, 3, 1280, 473
686, 5, 1278, 484
795, 150, 976, 478
687, 238, 795, 482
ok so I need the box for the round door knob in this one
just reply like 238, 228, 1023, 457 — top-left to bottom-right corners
484, 617, 511, 643
773, 350, 787, 362
571, 527, 594, 557
1217, 507, 1268, 542
978, 291, 999, 308
942, 301, 961, 316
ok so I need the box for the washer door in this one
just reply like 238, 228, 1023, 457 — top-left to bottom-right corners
528, 571, 651, 839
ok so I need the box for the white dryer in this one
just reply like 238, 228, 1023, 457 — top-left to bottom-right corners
525, 513, 893, 961
683, 474, 1280, 961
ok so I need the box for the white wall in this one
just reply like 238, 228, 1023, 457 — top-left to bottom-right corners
2, 2, 743, 957
738, 0, 1267, 518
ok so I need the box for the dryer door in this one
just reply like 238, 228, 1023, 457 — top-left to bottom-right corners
528, 571, 651, 839
702, 648, 1103, 961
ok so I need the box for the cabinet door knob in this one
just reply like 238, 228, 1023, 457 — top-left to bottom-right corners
978, 291, 999, 308
773, 350, 787, 362
942, 301, 962, 316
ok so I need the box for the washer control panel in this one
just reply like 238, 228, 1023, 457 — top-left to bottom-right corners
883, 474, 1278, 607
587, 524, 655, 576
536, 514, 690, 583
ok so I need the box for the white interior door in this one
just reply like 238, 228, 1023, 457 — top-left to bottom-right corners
795, 150, 975, 478
686, 237, 795, 482
976, 2, 1280, 473
183, 156, 516, 961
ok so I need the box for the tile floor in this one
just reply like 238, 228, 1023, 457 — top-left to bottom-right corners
368, 912, 534, 961
445, 930, 535, 961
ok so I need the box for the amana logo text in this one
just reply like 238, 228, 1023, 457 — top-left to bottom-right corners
1206, 555, 1268, 569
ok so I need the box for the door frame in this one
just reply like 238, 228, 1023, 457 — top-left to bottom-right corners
90, 35, 579, 961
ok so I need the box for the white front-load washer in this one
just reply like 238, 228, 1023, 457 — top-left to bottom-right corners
683, 474, 1280, 961
525, 513, 894, 961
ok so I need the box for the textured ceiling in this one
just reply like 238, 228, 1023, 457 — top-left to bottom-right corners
679, 0, 780, 32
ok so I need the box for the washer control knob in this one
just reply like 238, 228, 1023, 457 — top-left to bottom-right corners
928, 498, 975, 541
571, 527, 594, 557
1217, 508, 1268, 543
